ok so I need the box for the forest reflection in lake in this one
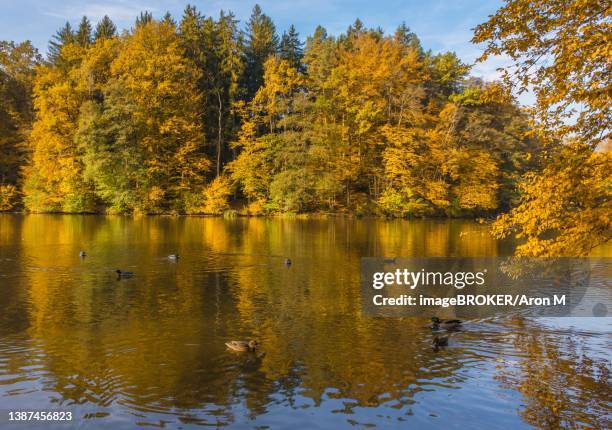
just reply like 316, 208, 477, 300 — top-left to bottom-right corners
0, 215, 610, 429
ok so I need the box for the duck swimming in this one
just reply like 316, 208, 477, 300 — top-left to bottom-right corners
115, 269, 134, 279
79, 251, 86, 257
168, 254, 179, 260
225, 340, 259, 352
284, 258, 292, 266
429, 317, 462, 330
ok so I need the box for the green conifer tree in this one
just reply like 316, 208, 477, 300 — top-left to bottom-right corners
94, 16, 117, 41
75, 16, 92, 47
243, 4, 278, 100
48, 22, 75, 63
279, 25, 304, 71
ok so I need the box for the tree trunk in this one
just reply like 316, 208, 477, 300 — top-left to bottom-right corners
216, 91, 223, 177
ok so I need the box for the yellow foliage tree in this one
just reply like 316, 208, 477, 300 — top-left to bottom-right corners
475, 0, 611, 254
198, 175, 233, 215
473, 0, 610, 145
330, 32, 428, 207
493, 142, 611, 256
23, 44, 94, 212
107, 20, 209, 213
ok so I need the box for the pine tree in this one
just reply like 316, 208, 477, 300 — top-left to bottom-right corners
394, 23, 422, 54
211, 11, 244, 175
304, 26, 336, 92
179, 5, 204, 57
243, 4, 278, 100
180, 6, 244, 176
279, 25, 303, 71
75, 16, 92, 47
216, 10, 243, 102
48, 22, 75, 63
162, 11, 175, 26
135, 11, 153, 28
346, 18, 364, 39
94, 16, 117, 41
179, 5, 214, 170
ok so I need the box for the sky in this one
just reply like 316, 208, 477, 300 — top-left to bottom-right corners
0, 0, 511, 85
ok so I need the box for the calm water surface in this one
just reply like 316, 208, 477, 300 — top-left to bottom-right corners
0, 215, 610, 429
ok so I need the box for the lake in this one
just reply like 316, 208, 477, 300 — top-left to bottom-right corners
0, 214, 610, 429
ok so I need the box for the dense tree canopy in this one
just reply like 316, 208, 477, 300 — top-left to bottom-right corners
229, 26, 539, 216
0, 6, 541, 217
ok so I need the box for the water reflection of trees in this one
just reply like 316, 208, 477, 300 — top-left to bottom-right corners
3, 215, 608, 428
496, 320, 611, 429
0, 215, 29, 334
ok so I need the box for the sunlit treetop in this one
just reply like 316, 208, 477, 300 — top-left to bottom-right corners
473, 0, 611, 146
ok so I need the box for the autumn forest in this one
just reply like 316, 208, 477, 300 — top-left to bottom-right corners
0, 1, 610, 256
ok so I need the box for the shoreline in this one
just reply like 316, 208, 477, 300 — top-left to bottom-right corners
0, 210, 494, 222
